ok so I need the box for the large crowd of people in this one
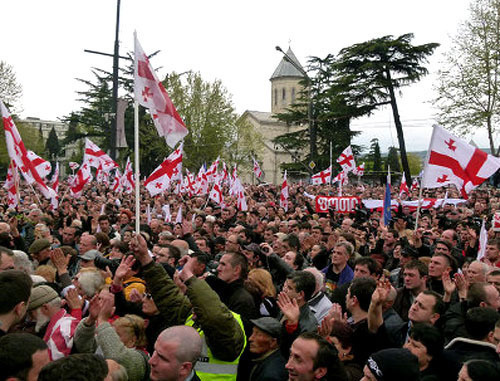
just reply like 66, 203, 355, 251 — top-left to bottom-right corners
0, 178, 499, 381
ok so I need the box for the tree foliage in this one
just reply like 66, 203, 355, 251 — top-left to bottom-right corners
64, 56, 252, 174
434, 0, 500, 155
385, 146, 401, 173
0, 61, 22, 112
45, 126, 61, 161
369, 138, 383, 172
334, 34, 439, 182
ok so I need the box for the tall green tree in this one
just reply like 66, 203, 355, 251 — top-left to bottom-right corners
434, 0, 500, 155
0, 61, 22, 111
334, 34, 439, 183
45, 126, 60, 161
369, 138, 383, 172
385, 146, 401, 173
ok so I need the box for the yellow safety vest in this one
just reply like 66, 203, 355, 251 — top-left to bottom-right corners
185, 311, 246, 381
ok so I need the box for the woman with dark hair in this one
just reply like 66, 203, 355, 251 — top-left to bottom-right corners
309, 244, 329, 270
328, 320, 363, 381
458, 359, 500, 381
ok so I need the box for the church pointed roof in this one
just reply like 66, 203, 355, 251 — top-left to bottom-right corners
270, 47, 305, 80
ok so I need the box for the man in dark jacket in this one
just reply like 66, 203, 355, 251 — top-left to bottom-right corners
206, 251, 259, 332
248, 317, 287, 381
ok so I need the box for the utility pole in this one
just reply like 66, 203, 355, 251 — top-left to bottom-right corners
83, 0, 122, 160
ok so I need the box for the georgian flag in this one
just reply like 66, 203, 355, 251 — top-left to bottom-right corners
422, 125, 500, 198
399, 172, 410, 198
353, 163, 365, 176
209, 176, 225, 206
280, 170, 289, 212
311, 166, 332, 185
70, 160, 92, 197
144, 144, 183, 197
112, 169, 123, 193
4, 161, 18, 208
27, 151, 52, 179
134, 34, 188, 148
84, 138, 118, 171
1, 101, 55, 200
336, 145, 356, 173
120, 157, 135, 194
205, 157, 220, 183
333, 170, 348, 186
253, 157, 262, 179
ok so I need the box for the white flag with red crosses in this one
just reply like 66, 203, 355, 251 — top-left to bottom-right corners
134, 34, 188, 148
422, 125, 500, 198
336, 145, 356, 173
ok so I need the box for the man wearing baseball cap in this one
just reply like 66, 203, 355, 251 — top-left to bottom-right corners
248, 317, 287, 381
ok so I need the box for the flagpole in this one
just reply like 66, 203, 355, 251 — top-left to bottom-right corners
415, 124, 438, 232
134, 100, 140, 233
329, 141, 333, 186
28, 183, 42, 207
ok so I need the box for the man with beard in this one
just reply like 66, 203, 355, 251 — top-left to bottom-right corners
27, 285, 80, 360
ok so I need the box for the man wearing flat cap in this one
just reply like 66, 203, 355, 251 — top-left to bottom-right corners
29, 238, 52, 266
28, 285, 79, 360
248, 317, 287, 381
78, 249, 99, 269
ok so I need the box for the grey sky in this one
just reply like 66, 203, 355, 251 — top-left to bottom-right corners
1, 0, 492, 152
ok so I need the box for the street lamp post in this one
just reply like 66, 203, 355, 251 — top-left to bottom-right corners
275, 46, 316, 164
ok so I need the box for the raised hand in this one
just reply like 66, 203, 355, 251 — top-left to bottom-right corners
86, 295, 100, 325
372, 278, 392, 306
442, 269, 456, 296
327, 303, 347, 324
65, 287, 84, 311
50, 248, 68, 274
454, 272, 469, 299
97, 291, 116, 324
277, 291, 300, 325
129, 233, 151, 266
114, 255, 136, 282
318, 316, 334, 339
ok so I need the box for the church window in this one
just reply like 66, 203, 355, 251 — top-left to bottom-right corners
292, 88, 296, 102
274, 89, 277, 105
282, 88, 286, 101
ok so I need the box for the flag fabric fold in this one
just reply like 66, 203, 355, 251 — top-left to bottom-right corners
253, 157, 262, 179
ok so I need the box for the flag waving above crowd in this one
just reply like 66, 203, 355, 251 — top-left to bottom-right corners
134, 34, 188, 148
421, 125, 500, 198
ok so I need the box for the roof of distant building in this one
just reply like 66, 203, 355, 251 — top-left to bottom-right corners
270, 47, 305, 80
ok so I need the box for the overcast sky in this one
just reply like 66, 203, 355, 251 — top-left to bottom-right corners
2, 0, 492, 152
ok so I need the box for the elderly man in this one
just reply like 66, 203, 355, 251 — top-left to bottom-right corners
29, 239, 52, 266
27, 285, 79, 360
149, 325, 203, 381
467, 260, 489, 284
248, 317, 287, 381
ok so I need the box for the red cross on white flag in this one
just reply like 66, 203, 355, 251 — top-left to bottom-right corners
311, 166, 332, 185
399, 172, 410, 198
253, 157, 262, 179
27, 151, 52, 179
421, 125, 500, 198
1, 101, 55, 200
84, 138, 118, 171
134, 34, 188, 148
4, 161, 18, 208
144, 143, 183, 196
280, 171, 289, 211
336, 146, 356, 173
